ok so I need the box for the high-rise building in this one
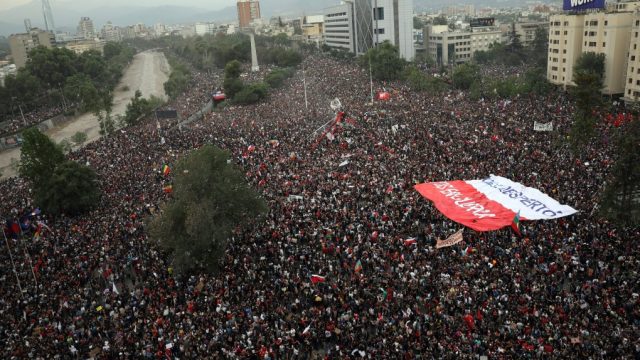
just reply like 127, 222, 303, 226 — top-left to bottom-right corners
101, 22, 122, 42
547, 1, 640, 96
9, 28, 55, 68
195, 22, 216, 36
371, 0, 415, 60
77, 17, 95, 39
323, 0, 415, 60
237, 0, 261, 29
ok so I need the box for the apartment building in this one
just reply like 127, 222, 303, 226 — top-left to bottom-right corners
8, 28, 55, 68
547, 1, 640, 95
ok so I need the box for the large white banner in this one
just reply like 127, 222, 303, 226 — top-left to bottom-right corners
534, 122, 553, 131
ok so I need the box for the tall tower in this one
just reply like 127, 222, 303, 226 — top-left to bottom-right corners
42, 0, 56, 32
24, 19, 32, 32
249, 32, 259, 72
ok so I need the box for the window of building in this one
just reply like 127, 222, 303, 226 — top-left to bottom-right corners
564, 31, 568, 35
374, 28, 385, 34
604, 20, 608, 26
374, 7, 384, 20
603, 42, 605, 47
589, 42, 596, 47
552, 66, 558, 71
636, 80, 640, 85
632, 55, 636, 61
564, 21, 569, 26
630, 78, 633, 84
563, 59, 566, 63
636, 20, 639, 26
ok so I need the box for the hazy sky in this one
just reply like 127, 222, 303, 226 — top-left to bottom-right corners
0, 0, 232, 11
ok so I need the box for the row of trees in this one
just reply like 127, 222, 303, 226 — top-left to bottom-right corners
163, 55, 192, 100
0, 42, 134, 121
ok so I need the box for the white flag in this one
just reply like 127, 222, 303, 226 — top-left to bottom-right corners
112, 282, 119, 295
436, 229, 464, 249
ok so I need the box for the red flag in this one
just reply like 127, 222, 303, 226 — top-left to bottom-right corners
404, 238, 417, 246
310, 275, 326, 284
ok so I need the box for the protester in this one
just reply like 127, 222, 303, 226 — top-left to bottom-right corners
0, 53, 638, 359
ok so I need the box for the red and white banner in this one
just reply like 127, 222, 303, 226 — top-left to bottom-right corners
414, 175, 577, 232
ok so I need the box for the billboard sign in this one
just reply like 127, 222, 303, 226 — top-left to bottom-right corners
563, 0, 605, 10
470, 18, 495, 27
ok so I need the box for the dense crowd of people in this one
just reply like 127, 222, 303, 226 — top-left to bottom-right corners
0, 53, 638, 359
0, 105, 68, 138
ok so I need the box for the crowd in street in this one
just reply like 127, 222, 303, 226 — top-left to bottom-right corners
0, 105, 67, 138
0, 53, 638, 359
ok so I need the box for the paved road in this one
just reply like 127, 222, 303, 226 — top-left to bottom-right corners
0, 50, 169, 179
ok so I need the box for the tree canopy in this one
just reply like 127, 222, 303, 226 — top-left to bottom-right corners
148, 145, 267, 274
19, 127, 65, 189
600, 119, 640, 225
570, 52, 605, 150
19, 127, 99, 216
358, 41, 406, 81
36, 160, 100, 215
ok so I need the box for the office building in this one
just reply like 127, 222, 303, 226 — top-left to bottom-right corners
101, 22, 122, 42
514, 21, 548, 47
323, 0, 415, 60
77, 17, 95, 40
9, 28, 55, 68
302, 15, 324, 43
424, 24, 503, 65
237, 0, 261, 29
195, 22, 216, 36
64, 39, 105, 55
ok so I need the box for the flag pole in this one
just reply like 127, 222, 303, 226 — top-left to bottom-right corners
18, 221, 38, 289
303, 62, 309, 111
3, 228, 24, 298
369, 56, 374, 105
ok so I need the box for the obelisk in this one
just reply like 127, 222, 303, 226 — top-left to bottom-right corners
250, 33, 259, 72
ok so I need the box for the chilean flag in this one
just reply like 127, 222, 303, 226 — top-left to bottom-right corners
414, 175, 577, 232
310, 275, 326, 284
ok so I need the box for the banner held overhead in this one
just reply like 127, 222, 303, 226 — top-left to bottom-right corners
414, 175, 577, 231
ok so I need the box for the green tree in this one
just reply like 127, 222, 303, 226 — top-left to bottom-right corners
124, 90, 152, 126
414, 17, 425, 29
358, 41, 406, 81
18, 127, 65, 189
265, 67, 294, 88
223, 60, 246, 99
148, 145, 267, 274
570, 52, 605, 150
26, 46, 78, 89
523, 67, 552, 95
233, 82, 268, 105
452, 63, 479, 90
600, 120, 640, 225
70, 131, 88, 146
36, 160, 100, 215
404, 66, 448, 93
529, 26, 549, 69
63, 73, 101, 112
224, 60, 242, 79
433, 16, 448, 25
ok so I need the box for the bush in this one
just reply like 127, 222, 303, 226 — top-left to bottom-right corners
233, 82, 268, 105
265, 67, 294, 88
